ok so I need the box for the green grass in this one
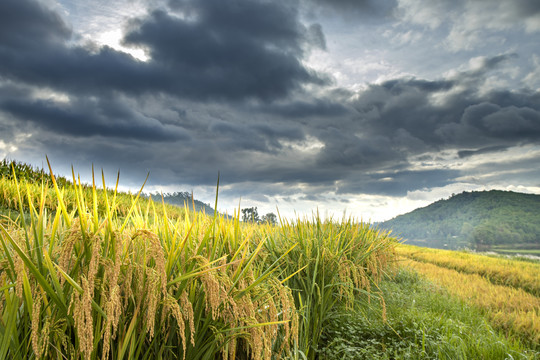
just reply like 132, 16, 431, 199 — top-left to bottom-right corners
319, 268, 538, 360
492, 249, 540, 256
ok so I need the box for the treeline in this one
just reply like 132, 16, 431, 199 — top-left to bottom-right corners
380, 190, 540, 250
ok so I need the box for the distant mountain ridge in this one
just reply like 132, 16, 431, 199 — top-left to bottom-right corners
379, 190, 540, 251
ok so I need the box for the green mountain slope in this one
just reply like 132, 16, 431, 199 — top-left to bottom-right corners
147, 191, 214, 214
380, 190, 540, 251
1, 159, 214, 216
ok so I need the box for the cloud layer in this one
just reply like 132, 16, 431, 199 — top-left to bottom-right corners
1, 0, 539, 219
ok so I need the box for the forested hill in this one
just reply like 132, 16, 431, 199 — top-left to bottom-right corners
146, 192, 215, 214
379, 190, 540, 251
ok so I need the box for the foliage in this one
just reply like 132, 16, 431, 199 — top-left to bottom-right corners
319, 269, 538, 360
260, 212, 277, 226
241, 207, 260, 223
380, 190, 540, 251
241, 207, 277, 226
0, 160, 188, 221
1, 159, 70, 187
147, 191, 215, 214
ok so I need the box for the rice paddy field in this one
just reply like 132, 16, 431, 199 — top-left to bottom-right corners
397, 245, 540, 350
1, 160, 539, 359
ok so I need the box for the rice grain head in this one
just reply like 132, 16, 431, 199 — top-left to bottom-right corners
72, 277, 94, 360
179, 291, 195, 346
14, 254, 25, 299
58, 219, 81, 284
31, 292, 42, 357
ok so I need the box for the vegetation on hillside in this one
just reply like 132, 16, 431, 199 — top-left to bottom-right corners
380, 190, 540, 251
147, 191, 214, 214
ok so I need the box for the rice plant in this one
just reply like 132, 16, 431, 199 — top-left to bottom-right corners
262, 214, 398, 359
0, 163, 296, 359
0, 160, 398, 359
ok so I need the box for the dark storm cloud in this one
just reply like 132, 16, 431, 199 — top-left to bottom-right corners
2, 0, 540, 206
260, 98, 351, 118
335, 169, 460, 196
123, 0, 326, 101
316, 128, 403, 168
350, 59, 540, 152
303, 0, 398, 19
287, 54, 540, 197
0, 0, 325, 103
207, 120, 304, 153
0, 0, 328, 170
457, 145, 509, 158
0, 0, 71, 48
0, 91, 188, 141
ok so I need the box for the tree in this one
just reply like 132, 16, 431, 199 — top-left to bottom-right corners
472, 224, 494, 250
241, 207, 259, 223
260, 212, 277, 225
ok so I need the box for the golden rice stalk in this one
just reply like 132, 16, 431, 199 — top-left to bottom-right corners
57, 219, 81, 284
163, 294, 187, 359
31, 292, 42, 358
71, 277, 94, 360
179, 291, 195, 346
144, 268, 160, 339
70, 236, 101, 360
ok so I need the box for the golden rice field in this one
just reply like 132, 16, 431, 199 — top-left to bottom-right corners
397, 244, 540, 296
0, 163, 397, 360
399, 246, 540, 347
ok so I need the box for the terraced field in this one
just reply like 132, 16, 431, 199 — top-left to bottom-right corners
397, 244, 540, 348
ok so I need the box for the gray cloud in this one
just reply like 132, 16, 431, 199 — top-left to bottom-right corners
0, 0, 325, 103
335, 169, 461, 196
123, 0, 326, 101
1, 0, 540, 214
303, 0, 398, 20
350, 57, 540, 153
458, 145, 509, 158
0, 91, 189, 141
259, 98, 351, 118
0, 0, 71, 49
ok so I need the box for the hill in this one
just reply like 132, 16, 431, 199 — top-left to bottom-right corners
146, 191, 215, 214
379, 190, 540, 252
0, 159, 213, 217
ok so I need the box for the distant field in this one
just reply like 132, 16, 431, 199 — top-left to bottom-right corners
492, 248, 540, 256
397, 244, 540, 296
398, 244, 540, 348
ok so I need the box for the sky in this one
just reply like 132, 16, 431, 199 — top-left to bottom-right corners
1, 0, 540, 222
